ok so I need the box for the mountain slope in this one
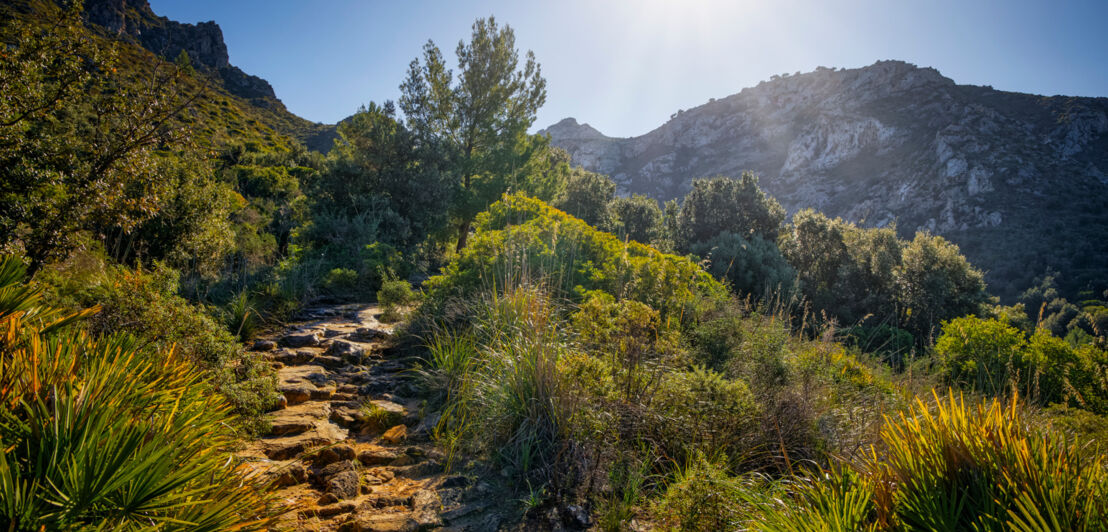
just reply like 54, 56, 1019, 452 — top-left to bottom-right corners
542, 61, 1108, 300
11, 0, 339, 151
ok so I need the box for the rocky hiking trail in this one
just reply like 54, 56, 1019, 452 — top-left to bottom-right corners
237, 304, 500, 531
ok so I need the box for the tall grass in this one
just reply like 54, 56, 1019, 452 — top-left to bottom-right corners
418, 284, 578, 492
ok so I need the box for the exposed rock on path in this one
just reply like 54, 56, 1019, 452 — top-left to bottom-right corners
238, 304, 500, 531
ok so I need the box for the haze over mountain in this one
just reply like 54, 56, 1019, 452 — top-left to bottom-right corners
35, 0, 1108, 300
542, 61, 1108, 300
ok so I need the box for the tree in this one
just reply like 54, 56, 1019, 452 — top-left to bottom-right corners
675, 173, 785, 251
554, 167, 615, 227
896, 233, 988, 341
778, 209, 851, 311
690, 232, 797, 299
607, 194, 663, 245
399, 17, 547, 251
318, 102, 452, 254
0, 6, 203, 274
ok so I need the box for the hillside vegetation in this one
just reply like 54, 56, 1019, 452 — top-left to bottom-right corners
1, 3, 1106, 530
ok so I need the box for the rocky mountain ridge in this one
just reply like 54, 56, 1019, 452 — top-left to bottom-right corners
82, 0, 281, 104
542, 61, 1108, 299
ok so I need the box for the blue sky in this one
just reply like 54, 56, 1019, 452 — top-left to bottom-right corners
150, 0, 1108, 138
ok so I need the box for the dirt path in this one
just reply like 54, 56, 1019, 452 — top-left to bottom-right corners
237, 304, 498, 531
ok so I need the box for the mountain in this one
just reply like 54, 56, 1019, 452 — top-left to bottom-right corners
9, 0, 339, 151
541, 61, 1108, 301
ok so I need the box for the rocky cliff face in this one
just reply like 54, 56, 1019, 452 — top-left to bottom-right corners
542, 61, 1108, 299
82, 0, 279, 105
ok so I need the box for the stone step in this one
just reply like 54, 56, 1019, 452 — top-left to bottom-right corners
269, 402, 332, 436
256, 422, 349, 460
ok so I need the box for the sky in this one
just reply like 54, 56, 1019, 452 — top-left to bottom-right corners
149, 0, 1108, 139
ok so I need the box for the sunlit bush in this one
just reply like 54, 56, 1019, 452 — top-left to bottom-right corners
751, 392, 1108, 531
0, 256, 274, 529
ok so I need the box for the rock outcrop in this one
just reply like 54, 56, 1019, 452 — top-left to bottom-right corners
542, 61, 1108, 299
81, 0, 280, 105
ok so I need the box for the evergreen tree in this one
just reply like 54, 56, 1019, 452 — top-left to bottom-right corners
399, 17, 547, 251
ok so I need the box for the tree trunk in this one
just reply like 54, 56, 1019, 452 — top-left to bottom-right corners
455, 218, 471, 252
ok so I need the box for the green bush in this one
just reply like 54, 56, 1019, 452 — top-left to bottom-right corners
43, 261, 276, 432
0, 256, 274, 529
752, 392, 1108, 531
936, 316, 1108, 413
379, 282, 415, 323
652, 452, 746, 531
935, 315, 1027, 397
321, 267, 360, 295
421, 193, 727, 323
689, 232, 797, 300
844, 325, 914, 371
650, 367, 760, 466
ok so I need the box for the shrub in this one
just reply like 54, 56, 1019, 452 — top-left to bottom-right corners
652, 452, 745, 531
377, 275, 416, 322
43, 261, 276, 432
689, 232, 797, 300
675, 173, 785, 249
844, 325, 914, 371
935, 315, 1026, 397
650, 367, 760, 466
421, 193, 727, 323
936, 316, 1108, 413
751, 392, 1108, 531
321, 267, 360, 295
0, 256, 273, 529
224, 290, 260, 341
420, 286, 577, 489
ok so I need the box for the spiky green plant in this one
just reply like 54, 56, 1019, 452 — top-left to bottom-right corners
750, 390, 1108, 531
0, 256, 274, 530
225, 289, 259, 341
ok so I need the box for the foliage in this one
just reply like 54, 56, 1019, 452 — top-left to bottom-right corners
675, 173, 785, 250
752, 392, 1108, 531
936, 316, 1108, 413
421, 194, 728, 323
39, 258, 276, 431
607, 193, 662, 245
0, 255, 273, 530
0, 6, 202, 273
378, 275, 416, 322
651, 452, 746, 531
690, 232, 797, 300
419, 286, 575, 488
317, 101, 451, 254
553, 167, 616, 228
844, 325, 914, 371
400, 16, 548, 250
778, 209, 984, 342
895, 232, 988, 341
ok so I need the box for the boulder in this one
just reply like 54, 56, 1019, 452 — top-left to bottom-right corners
281, 332, 321, 348
310, 444, 355, 467
326, 339, 366, 360
325, 470, 360, 500
357, 449, 398, 466
315, 459, 356, 482
382, 424, 407, 444
279, 385, 312, 406
272, 463, 307, 487
353, 327, 390, 341
251, 339, 277, 351
273, 350, 314, 365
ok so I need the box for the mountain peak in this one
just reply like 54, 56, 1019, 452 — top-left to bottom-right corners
539, 117, 609, 141
543, 60, 1108, 300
